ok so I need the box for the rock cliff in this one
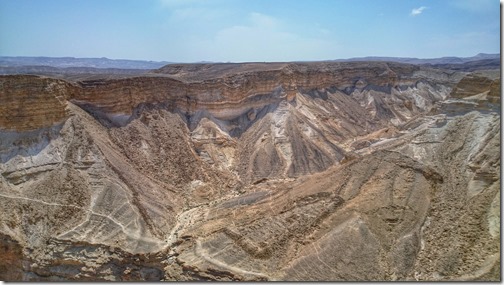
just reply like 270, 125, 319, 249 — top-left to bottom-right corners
0, 75, 77, 131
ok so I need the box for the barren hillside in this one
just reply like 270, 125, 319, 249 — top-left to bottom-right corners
0, 61, 500, 281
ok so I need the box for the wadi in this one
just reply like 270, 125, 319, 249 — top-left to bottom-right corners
0, 56, 500, 281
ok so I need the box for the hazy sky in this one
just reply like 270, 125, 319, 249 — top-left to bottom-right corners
0, 0, 500, 62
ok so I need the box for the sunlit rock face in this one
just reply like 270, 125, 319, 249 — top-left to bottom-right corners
0, 75, 78, 131
0, 61, 499, 281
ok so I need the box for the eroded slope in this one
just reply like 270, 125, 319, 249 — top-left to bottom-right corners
0, 61, 500, 281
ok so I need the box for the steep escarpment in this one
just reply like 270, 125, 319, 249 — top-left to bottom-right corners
451, 73, 501, 101
1, 62, 449, 132
0, 75, 78, 131
1, 62, 453, 183
72, 61, 444, 125
0, 61, 500, 281
70, 62, 454, 182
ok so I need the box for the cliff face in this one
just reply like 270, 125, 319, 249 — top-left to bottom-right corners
1, 62, 443, 132
74, 62, 422, 118
451, 73, 501, 101
0, 61, 500, 281
0, 75, 77, 131
1, 62, 452, 184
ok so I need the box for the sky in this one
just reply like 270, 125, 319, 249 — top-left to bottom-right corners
0, 0, 500, 62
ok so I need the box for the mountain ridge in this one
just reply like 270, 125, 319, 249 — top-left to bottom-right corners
0, 53, 498, 70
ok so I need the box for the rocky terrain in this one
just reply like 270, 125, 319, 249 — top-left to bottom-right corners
0, 59, 500, 281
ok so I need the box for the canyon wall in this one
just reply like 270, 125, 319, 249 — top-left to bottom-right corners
0, 75, 78, 131
1, 61, 451, 131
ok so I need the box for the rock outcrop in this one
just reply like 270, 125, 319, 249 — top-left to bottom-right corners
0, 75, 77, 131
451, 73, 500, 101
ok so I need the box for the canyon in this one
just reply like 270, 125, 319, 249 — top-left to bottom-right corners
0, 59, 500, 281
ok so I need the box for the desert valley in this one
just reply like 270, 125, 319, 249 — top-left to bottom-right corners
0, 54, 500, 281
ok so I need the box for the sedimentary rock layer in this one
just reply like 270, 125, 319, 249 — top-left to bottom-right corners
0, 75, 77, 131
1, 61, 453, 131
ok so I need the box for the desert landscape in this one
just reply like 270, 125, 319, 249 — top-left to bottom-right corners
0, 54, 500, 281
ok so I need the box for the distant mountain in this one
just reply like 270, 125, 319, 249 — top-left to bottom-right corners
334, 53, 500, 65
0, 65, 155, 81
0, 56, 171, 69
426, 58, 501, 72
0, 54, 499, 76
